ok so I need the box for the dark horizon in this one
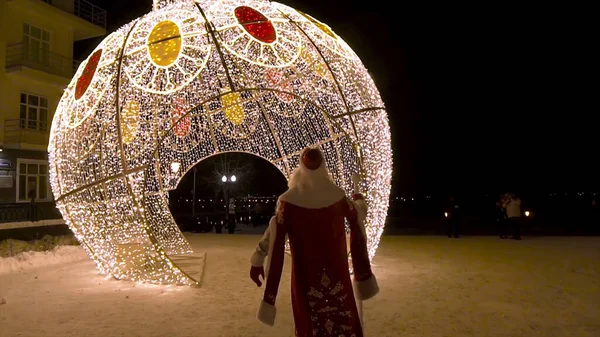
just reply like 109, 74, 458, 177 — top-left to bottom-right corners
81, 0, 597, 196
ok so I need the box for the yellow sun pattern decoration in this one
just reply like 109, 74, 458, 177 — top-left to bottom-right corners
49, 0, 392, 286
221, 92, 245, 125
122, 9, 211, 94
147, 20, 183, 67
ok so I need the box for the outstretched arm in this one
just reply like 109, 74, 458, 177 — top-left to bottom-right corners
347, 194, 379, 301
250, 217, 273, 287
251, 217, 273, 267
257, 202, 288, 326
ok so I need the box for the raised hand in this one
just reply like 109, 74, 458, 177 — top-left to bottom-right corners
250, 265, 265, 287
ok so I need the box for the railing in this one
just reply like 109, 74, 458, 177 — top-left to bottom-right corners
0, 204, 31, 223
73, 0, 107, 29
5, 43, 76, 79
4, 119, 50, 146
0, 202, 63, 224
40, 0, 107, 29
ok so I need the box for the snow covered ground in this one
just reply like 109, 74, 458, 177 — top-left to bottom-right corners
1, 234, 599, 337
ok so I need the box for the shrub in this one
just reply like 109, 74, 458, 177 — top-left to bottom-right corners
0, 235, 80, 257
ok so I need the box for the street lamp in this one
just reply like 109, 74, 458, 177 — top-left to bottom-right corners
221, 175, 227, 182
230, 175, 236, 182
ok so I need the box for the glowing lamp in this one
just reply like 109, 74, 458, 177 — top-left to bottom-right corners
221, 176, 227, 182
230, 175, 237, 182
170, 162, 181, 173
525, 211, 530, 217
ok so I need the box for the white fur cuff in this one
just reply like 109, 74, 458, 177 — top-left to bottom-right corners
355, 274, 379, 301
250, 251, 266, 267
257, 300, 276, 326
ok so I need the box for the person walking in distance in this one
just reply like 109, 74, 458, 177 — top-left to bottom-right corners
503, 193, 522, 240
497, 194, 508, 239
445, 195, 461, 238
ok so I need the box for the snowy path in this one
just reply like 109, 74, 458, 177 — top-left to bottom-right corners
1, 235, 599, 337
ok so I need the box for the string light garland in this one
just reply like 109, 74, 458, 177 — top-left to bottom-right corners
48, 0, 392, 286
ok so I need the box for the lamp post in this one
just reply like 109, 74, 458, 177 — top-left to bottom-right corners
221, 175, 237, 234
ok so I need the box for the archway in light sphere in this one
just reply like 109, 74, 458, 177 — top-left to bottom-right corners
48, 0, 392, 286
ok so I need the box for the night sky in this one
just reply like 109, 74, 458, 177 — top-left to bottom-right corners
79, 0, 596, 196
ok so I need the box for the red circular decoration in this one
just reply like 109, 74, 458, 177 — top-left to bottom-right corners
172, 98, 191, 137
75, 49, 102, 100
234, 6, 276, 43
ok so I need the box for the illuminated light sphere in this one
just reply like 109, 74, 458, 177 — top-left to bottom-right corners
230, 175, 236, 182
222, 175, 227, 182
48, 0, 392, 286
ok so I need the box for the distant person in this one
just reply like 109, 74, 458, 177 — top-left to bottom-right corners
228, 198, 236, 234
445, 195, 460, 238
503, 194, 522, 240
497, 194, 508, 238
591, 199, 599, 231
28, 185, 37, 222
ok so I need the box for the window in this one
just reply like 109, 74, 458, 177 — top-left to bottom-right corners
22, 24, 50, 66
16, 159, 50, 202
20, 93, 48, 131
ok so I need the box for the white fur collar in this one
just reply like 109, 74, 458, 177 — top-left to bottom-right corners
279, 185, 345, 209
280, 148, 347, 209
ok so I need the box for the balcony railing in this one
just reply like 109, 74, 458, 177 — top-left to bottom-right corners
4, 119, 50, 147
74, 0, 107, 29
42, 0, 107, 29
5, 43, 77, 79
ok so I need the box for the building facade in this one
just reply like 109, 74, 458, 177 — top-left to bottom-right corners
0, 0, 106, 222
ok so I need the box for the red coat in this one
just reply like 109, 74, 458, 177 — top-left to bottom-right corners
261, 196, 377, 337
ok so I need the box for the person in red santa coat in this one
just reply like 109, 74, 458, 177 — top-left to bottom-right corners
251, 147, 379, 337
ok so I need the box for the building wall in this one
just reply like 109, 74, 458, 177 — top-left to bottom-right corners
1, 0, 106, 227
0, 148, 48, 203
0, 0, 75, 142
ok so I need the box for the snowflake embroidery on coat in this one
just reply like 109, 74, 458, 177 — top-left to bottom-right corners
308, 270, 354, 336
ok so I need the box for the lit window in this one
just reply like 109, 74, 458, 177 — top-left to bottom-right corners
22, 23, 50, 66
20, 93, 49, 131
16, 159, 50, 202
